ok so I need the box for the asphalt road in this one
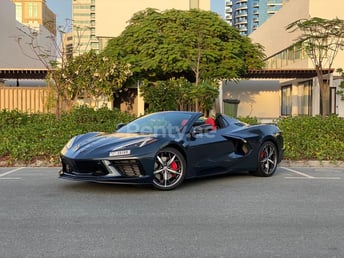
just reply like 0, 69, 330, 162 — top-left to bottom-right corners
0, 166, 343, 258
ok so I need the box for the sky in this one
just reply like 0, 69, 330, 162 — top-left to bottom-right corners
46, 0, 72, 27
46, 0, 225, 27
211, 0, 225, 18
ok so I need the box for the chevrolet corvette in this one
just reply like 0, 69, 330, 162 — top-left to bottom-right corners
59, 111, 283, 190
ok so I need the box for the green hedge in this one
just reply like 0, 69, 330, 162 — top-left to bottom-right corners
0, 107, 135, 165
0, 109, 344, 165
277, 115, 344, 161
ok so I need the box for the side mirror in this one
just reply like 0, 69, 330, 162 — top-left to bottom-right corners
116, 123, 126, 130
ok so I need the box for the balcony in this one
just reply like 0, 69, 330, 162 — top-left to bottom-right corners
225, 1, 232, 7
225, 7, 232, 13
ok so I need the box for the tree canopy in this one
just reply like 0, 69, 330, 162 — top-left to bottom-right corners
56, 51, 132, 109
103, 8, 266, 84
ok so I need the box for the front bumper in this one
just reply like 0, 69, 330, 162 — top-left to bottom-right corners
59, 170, 151, 184
59, 155, 152, 184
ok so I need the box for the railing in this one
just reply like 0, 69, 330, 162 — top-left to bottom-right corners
0, 86, 52, 113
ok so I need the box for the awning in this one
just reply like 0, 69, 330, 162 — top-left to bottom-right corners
0, 69, 49, 79
0, 68, 334, 80
244, 69, 334, 79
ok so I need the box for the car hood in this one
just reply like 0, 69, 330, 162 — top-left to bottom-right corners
62, 132, 158, 158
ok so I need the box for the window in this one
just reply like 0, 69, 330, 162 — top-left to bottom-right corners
28, 2, 38, 18
15, 3, 22, 22
281, 86, 292, 116
330, 87, 336, 114
298, 81, 312, 115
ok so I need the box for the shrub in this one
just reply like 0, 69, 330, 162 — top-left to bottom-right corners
277, 115, 344, 161
0, 107, 135, 165
238, 116, 259, 125
1, 110, 344, 165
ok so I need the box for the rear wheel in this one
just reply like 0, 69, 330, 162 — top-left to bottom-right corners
251, 141, 278, 177
152, 147, 186, 191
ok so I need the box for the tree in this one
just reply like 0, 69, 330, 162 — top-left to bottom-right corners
140, 77, 218, 113
15, 20, 76, 120
103, 8, 265, 111
16, 20, 132, 118
287, 17, 344, 116
58, 51, 132, 108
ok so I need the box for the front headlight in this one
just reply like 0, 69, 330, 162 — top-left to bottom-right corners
65, 136, 77, 149
109, 137, 158, 157
112, 137, 158, 151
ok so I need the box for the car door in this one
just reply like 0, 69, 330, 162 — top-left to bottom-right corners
185, 127, 237, 177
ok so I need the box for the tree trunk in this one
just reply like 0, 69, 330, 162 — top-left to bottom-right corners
316, 66, 329, 117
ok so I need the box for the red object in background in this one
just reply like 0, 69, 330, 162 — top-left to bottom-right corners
205, 117, 216, 129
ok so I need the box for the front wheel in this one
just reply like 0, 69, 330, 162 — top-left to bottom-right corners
251, 141, 278, 177
152, 147, 186, 191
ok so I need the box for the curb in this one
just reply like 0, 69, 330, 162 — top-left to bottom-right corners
280, 160, 344, 168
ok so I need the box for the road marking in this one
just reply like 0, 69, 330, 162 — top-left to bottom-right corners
0, 167, 25, 178
281, 167, 341, 180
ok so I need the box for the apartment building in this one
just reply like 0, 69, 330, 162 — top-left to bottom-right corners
225, 0, 288, 35
72, 0, 211, 55
11, 0, 56, 35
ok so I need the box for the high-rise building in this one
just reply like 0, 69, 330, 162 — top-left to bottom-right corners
225, 0, 288, 36
72, 0, 211, 56
62, 31, 73, 60
11, 0, 56, 35
72, 0, 97, 56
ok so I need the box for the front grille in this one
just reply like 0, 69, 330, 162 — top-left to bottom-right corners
110, 159, 143, 177
61, 157, 109, 176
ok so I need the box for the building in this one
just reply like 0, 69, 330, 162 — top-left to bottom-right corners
72, 0, 98, 55
1, 0, 55, 70
224, 0, 344, 120
0, 0, 56, 113
62, 31, 73, 60
11, 0, 56, 35
225, 0, 288, 36
72, 0, 211, 55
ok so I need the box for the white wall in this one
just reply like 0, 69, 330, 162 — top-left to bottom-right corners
0, 0, 55, 69
222, 80, 281, 121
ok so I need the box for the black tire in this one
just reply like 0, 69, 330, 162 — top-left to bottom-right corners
152, 147, 186, 191
251, 141, 278, 177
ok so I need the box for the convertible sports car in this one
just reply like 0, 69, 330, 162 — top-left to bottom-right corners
59, 111, 283, 190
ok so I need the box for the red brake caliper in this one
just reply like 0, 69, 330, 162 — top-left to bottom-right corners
170, 161, 178, 177
260, 150, 266, 160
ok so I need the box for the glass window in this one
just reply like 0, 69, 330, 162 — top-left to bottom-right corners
298, 81, 312, 115
28, 2, 38, 18
330, 87, 336, 114
281, 86, 292, 116
15, 3, 22, 22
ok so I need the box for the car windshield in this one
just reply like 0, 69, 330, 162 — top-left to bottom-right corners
117, 112, 193, 134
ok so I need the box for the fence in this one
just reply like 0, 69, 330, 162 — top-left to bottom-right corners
0, 87, 51, 113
